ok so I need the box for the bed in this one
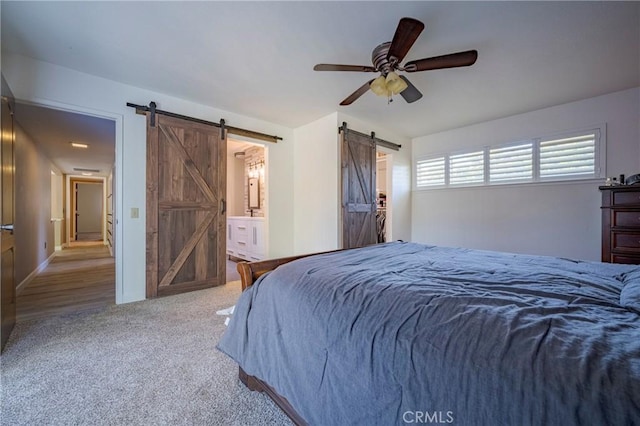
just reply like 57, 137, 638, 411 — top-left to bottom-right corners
217, 241, 640, 425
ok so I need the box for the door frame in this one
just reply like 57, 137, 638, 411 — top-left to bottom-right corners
16, 99, 124, 302
226, 137, 270, 257
69, 177, 105, 243
375, 148, 393, 242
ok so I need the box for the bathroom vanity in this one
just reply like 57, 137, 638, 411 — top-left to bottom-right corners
227, 216, 265, 261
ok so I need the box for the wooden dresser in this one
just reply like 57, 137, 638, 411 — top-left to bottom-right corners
600, 186, 640, 264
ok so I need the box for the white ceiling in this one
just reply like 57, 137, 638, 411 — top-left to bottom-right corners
2, 2, 639, 147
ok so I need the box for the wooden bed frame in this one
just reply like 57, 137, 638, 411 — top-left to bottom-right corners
237, 253, 315, 291
235, 250, 345, 426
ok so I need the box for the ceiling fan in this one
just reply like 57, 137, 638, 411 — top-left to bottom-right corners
313, 17, 478, 106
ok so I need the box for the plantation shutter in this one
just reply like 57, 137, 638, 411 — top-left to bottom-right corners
490, 143, 533, 182
539, 132, 597, 179
416, 157, 445, 187
450, 151, 484, 185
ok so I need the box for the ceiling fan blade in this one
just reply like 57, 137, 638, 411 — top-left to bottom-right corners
340, 79, 374, 106
387, 17, 425, 64
399, 76, 423, 103
314, 64, 377, 72
404, 50, 478, 72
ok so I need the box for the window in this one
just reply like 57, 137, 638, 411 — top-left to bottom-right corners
415, 157, 445, 187
539, 133, 596, 179
415, 127, 604, 189
450, 151, 484, 185
489, 143, 532, 183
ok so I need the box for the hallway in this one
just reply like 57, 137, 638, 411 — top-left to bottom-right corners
17, 244, 115, 322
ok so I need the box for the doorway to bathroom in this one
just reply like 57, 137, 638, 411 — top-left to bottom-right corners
226, 138, 267, 282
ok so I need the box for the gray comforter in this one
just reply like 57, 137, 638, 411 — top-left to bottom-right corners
218, 242, 640, 425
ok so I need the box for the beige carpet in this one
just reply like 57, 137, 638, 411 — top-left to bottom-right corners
1, 281, 292, 425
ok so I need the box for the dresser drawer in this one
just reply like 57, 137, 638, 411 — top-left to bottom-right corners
611, 253, 640, 265
613, 191, 640, 206
613, 211, 640, 228
612, 231, 640, 251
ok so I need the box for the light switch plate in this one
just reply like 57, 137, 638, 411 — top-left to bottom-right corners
131, 207, 139, 219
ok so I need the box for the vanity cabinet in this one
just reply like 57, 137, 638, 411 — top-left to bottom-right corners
227, 217, 265, 261
247, 220, 265, 260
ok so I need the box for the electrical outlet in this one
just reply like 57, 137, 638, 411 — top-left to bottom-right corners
131, 207, 139, 219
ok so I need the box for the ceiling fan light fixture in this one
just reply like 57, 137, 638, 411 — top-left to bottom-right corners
386, 71, 408, 94
370, 75, 390, 97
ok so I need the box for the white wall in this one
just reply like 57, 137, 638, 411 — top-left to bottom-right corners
3, 53, 295, 303
13, 122, 56, 285
412, 87, 640, 261
50, 170, 64, 250
226, 149, 245, 217
292, 113, 340, 254
50, 169, 63, 219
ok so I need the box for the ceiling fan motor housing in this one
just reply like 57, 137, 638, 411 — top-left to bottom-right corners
372, 42, 394, 75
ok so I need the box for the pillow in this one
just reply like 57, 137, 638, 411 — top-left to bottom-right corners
620, 269, 640, 313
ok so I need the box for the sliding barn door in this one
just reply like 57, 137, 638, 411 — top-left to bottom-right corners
341, 130, 377, 249
146, 114, 226, 298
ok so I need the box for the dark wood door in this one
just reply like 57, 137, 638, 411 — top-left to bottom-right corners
341, 130, 377, 249
146, 114, 226, 297
1, 75, 16, 351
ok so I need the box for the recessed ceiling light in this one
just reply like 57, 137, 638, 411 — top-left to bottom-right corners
70, 142, 88, 148
81, 172, 93, 176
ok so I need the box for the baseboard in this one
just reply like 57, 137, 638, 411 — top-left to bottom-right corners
16, 251, 57, 295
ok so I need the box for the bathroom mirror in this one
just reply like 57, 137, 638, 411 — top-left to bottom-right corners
248, 177, 260, 209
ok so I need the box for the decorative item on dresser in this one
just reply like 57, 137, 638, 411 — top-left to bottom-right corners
600, 185, 640, 264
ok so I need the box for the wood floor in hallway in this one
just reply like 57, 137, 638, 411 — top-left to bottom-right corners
17, 244, 243, 322
17, 244, 115, 322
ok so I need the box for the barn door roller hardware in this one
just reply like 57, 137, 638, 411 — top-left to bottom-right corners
338, 122, 401, 151
127, 102, 282, 143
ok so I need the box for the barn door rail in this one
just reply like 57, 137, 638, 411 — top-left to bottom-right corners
127, 102, 282, 143
339, 122, 401, 151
